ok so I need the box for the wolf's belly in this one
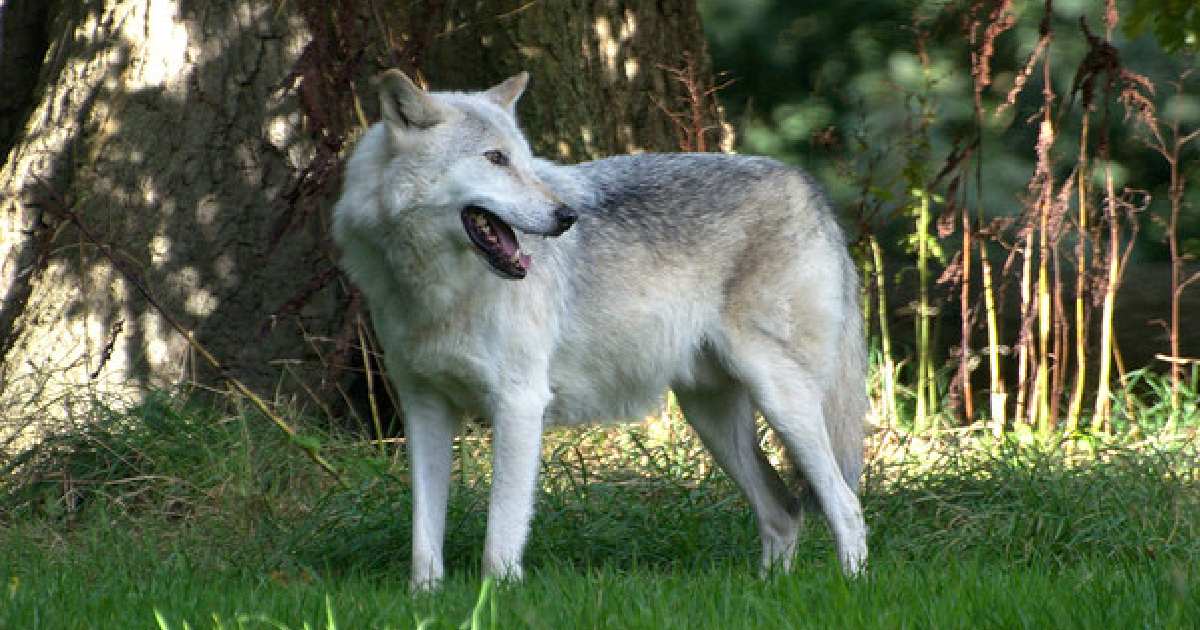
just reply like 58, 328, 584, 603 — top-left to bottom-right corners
542, 326, 725, 426
542, 369, 668, 426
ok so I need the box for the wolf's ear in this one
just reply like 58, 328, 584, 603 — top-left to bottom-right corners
484, 71, 529, 112
377, 69, 445, 130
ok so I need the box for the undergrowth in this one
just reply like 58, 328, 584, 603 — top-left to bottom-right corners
1, 389, 1197, 628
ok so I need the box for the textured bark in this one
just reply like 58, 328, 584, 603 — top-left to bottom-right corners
412, 1, 717, 160
0, 0, 718, 443
0, 0, 55, 157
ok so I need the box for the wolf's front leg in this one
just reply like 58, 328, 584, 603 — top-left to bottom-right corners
400, 392, 459, 592
482, 397, 547, 581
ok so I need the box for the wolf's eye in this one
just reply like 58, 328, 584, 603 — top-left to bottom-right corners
483, 149, 509, 167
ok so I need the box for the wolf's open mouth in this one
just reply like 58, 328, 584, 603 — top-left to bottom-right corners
461, 206, 531, 279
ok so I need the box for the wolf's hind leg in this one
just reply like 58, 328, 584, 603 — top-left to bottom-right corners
725, 338, 868, 576
675, 384, 802, 574
400, 391, 460, 592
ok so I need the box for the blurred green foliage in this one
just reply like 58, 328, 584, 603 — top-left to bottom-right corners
1127, 0, 1200, 52
699, 0, 1199, 261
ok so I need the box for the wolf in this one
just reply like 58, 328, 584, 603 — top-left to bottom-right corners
332, 69, 868, 590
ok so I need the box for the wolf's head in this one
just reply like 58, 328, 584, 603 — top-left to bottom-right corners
374, 70, 575, 280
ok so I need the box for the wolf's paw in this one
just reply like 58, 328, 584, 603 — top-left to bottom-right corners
839, 542, 868, 578
409, 561, 445, 593
409, 574, 443, 594
757, 528, 799, 578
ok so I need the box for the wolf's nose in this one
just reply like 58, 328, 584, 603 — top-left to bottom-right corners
552, 205, 577, 235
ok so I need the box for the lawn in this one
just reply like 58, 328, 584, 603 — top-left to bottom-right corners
1, 393, 1197, 628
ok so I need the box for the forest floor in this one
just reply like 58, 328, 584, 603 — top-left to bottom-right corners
1, 392, 1197, 629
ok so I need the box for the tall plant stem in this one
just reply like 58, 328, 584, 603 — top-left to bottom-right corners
1066, 112, 1090, 434
960, 202, 975, 424
1015, 224, 1035, 429
914, 189, 934, 432
980, 239, 1007, 435
1036, 230, 1052, 435
1168, 163, 1184, 430
1035, 122, 1054, 435
1050, 243, 1069, 425
1093, 161, 1119, 434
870, 237, 899, 427
1032, 31, 1056, 435
1158, 123, 1200, 429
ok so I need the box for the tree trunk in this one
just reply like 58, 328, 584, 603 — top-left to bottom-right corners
0, 0, 720, 445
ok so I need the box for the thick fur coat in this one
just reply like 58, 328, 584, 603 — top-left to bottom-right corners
333, 71, 868, 590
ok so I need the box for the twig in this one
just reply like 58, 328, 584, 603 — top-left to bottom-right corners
357, 314, 386, 456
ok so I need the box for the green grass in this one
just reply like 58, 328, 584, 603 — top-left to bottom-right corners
2, 392, 1198, 628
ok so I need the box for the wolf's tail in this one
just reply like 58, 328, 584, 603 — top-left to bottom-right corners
821, 255, 868, 492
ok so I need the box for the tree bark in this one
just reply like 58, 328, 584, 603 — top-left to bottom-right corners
0, 0, 719, 444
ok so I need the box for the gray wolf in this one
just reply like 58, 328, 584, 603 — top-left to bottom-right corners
332, 69, 868, 590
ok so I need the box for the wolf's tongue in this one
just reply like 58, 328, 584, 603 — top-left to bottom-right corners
489, 214, 521, 258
